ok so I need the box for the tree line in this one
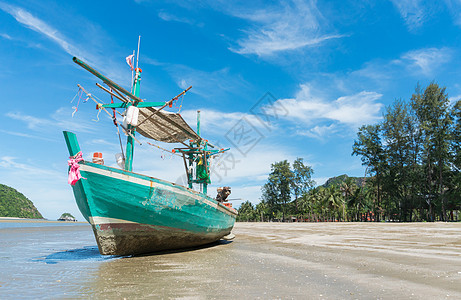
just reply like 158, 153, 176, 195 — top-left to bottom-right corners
237, 83, 461, 222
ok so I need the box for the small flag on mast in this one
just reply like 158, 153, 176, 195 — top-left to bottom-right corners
126, 54, 134, 70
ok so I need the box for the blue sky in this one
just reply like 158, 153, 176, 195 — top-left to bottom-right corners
1, 0, 461, 220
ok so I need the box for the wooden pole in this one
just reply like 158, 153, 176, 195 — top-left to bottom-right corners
136, 86, 192, 127
96, 83, 129, 103
73, 57, 143, 104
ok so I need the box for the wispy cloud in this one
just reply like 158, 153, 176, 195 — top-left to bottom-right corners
180, 108, 266, 136
444, 0, 461, 26
396, 47, 452, 77
0, 2, 82, 57
0, 32, 12, 40
276, 84, 383, 139
449, 94, 461, 105
163, 64, 250, 98
389, 0, 428, 31
158, 11, 199, 26
225, 0, 344, 56
0, 2, 129, 83
391, 1, 461, 30
0, 129, 54, 141
353, 47, 453, 85
6, 107, 95, 134
177, 82, 383, 140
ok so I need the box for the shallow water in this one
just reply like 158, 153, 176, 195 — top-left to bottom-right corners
0, 221, 118, 299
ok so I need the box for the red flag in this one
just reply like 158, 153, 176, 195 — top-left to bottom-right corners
126, 54, 134, 70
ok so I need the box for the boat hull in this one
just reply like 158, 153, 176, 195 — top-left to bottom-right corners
72, 162, 237, 255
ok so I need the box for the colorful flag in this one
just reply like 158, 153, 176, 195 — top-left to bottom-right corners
126, 54, 134, 70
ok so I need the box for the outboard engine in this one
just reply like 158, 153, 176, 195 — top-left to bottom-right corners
216, 186, 231, 202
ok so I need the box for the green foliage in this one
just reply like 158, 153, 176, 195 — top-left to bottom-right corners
58, 213, 76, 220
0, 184, 43, 219
237, 201, 257, 222
262, 160, 296, 221
237, 83, 461, 222
352, 82, 461, 222
323, 174, 365, 189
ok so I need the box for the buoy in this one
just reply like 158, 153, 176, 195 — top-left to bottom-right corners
115, 153, 125, 168
124, 105, 139, 126
92, 152, 104, 165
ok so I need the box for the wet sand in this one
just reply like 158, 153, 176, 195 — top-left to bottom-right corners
1, 221, 460, 299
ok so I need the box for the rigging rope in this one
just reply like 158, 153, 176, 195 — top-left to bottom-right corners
71, 88, 86, 117
146, 142, 182, 158
174, 93, 185, 113
109, 88, 125, 159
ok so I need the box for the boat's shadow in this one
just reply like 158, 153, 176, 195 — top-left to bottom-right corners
37, 240, 232, 263
35, 246, 121, 264
133, 239, 233, 257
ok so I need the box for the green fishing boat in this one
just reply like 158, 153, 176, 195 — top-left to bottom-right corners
64, 46, 237, 256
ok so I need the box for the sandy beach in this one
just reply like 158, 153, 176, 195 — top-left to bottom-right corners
86, 222, 461, 299
1, 221, 460, 299
229, 222, 461, 298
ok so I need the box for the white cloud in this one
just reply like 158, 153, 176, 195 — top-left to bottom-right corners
226, 0, 344, 56
275, 84, 383, 138
179, 108, 266, 136
164, 64, 250, 98
444, 0, 461, 26
0, 3, 81, 57
390, 0, 427, 30
326, 91, 383, 124
399, 47, 452, 76
0, 3, 129, 83
0, 128, 55, 141
158, 11, 196, 25
6, 107, 95, 134
449, 94, 461, 106
0, 32, 12, 40
297, 124, 337, 140
352, 47, 453, 85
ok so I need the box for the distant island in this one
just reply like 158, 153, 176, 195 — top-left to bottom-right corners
58, 213, 77, 222
0, 183, 43, 219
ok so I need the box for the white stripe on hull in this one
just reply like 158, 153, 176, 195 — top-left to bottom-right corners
89, 216, 137, 225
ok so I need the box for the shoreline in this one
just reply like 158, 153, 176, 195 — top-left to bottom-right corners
0, 217, 87, 224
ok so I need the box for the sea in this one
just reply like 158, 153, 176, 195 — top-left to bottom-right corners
0, 219, 120, 299
0, 219, 237, 299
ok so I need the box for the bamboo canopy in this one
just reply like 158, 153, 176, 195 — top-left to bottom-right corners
136, 109, 199, 143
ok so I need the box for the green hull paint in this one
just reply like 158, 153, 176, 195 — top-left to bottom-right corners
71, 161, 237, 255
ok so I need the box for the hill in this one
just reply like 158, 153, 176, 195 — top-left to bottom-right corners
0, 183, 43, 219
322, 174, 366, 188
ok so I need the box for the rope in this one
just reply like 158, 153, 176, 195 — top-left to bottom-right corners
110, 88, 125, 160
175, 93, 185, 113
71, 88, 85, 117
146, 142, 182, 158
92, 108, 101, 122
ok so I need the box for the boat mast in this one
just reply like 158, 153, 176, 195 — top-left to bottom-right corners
125, 36, 142, 172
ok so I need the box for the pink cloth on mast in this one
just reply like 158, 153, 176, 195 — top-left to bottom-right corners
68, 152, 86, 186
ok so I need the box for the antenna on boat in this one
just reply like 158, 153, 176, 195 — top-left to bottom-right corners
136, 35, 141, 70
197, 110, 201, 137
131, 50, 135, 92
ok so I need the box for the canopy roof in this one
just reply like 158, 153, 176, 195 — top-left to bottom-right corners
136, 109, 199, 143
